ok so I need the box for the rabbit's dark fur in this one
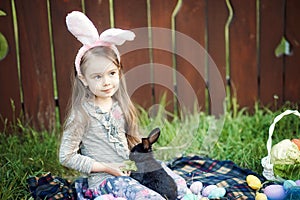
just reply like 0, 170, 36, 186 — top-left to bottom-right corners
129, 128, 178, 200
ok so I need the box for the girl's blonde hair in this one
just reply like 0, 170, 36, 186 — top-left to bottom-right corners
64, 46, 140, 149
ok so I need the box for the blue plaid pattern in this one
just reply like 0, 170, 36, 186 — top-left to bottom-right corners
168, 155, 266, 200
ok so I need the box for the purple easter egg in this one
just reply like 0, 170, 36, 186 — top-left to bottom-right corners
264, 185, 286, 200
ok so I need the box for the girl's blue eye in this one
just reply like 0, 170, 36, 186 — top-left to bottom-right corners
95, 75, 102, 79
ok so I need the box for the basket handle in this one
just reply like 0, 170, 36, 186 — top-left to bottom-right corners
266, 109, 300, 165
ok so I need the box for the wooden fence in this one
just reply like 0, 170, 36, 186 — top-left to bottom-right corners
0, 0, 300, 131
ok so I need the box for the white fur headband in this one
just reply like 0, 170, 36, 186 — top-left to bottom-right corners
66, 11, 135, 76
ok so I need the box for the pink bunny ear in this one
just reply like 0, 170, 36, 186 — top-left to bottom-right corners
100, 28, 135, 45
66, 11, 136, 76
66, 11, 99, 45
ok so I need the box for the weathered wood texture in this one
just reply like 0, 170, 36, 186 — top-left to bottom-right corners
0, 0, 299, 131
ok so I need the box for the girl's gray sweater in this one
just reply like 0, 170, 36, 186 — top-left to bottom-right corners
59, 101, 129, 189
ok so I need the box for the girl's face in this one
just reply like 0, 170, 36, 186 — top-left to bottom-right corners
79, 56, 120, 100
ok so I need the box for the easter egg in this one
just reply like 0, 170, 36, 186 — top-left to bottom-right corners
264, 185, 286, 200
246, 175, 262, 190
182, 193, 199, 200
295, 180, 300, 186
292, 138, 300, 150
283, 180, 297, 191
285, 186, 300, 200
200, 198, 209, 200
208, 187, 226, 198
190, 181, 203, 195
202, 185, 218, 197
255, 192, 267, 200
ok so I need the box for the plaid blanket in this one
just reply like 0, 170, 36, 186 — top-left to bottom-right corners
168, 155, 266, 200
28, 156, 265, 199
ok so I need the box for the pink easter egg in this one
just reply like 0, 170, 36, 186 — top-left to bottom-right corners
202, 185, 218, 197
295, 180, 300, 186
190, 181, 203, 195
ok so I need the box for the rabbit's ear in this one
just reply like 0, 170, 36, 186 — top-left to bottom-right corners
148, 128, 160, 145
142, 138, 151, 150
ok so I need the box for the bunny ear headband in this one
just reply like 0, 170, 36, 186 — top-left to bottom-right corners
66, 11, 135, 76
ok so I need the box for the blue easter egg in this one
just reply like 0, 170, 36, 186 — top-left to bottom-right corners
283, 180, 297, 191
182, 193, 199, 200
208, 187, 226, 198
285, 186, 300, 200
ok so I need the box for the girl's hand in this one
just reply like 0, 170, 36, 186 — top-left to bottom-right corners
110, 168, 131, 176
91, 162, 130, 176
111, 164, 131, 176
110, 162, 132, 176
109, 167, 128, 176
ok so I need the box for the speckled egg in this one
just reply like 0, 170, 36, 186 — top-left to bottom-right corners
264, 185, 286, 200
208, 187, 226, 199
246, 175, 262, 190
190, 181, 203, 195
202, 185, 218, 197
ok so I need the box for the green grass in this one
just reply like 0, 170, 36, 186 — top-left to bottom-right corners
0, 120, 78, 199
0, 102, 299, 199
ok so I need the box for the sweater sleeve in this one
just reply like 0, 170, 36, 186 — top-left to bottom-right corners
59, 115, 95, 174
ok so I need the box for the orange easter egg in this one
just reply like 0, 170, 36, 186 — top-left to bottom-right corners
292, 139, 300, 150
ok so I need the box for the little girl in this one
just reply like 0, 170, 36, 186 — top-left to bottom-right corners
59, 11, 188, 199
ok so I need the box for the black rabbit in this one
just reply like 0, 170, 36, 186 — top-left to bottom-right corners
129, 128, 178, 200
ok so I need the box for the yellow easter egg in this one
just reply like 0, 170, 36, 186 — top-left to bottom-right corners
255, 192, 267, 200
246, 175, 262, 190
200, 198, 209, 200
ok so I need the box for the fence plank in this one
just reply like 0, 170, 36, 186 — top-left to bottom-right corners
229, 0, 258, 110
175, 0, 206, 113
285, 0, 300, 104
15, 0, 55, 130
2, 0, 300, 131
151, 0, 178, 112
50, 0, 82, 123
0, 0, 21, 130
114, 0, 153, 109
207, 0, 228, 115
259, 0, 284, 108
85, 0, 110, 33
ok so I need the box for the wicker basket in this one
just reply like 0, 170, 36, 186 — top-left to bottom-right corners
261, 110, 300, 181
